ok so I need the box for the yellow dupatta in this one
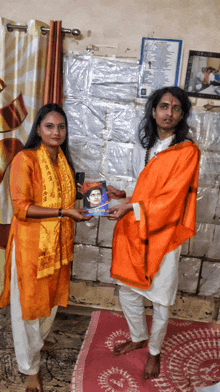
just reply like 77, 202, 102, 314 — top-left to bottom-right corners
36, 143, 76, 279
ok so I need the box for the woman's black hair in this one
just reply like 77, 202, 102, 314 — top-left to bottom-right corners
23, 103, 74, 172
139, 86, 192, 151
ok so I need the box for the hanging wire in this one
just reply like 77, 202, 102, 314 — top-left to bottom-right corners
6, 23, 81, 36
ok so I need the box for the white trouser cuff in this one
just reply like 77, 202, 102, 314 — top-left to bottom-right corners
119, 285, 149, 342
119, 285, 169, 353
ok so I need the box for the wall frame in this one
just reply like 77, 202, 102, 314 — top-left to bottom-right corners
137, 37, 182, 98
184, 50, 220, 100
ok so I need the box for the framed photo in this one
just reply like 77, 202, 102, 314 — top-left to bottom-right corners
83, 180, 108, 216
184, 50, 220, 100
137, 38, 183, 98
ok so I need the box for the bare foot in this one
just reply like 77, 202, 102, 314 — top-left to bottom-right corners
25, 373, 43, 392
114, 339, 148, 356
144, 353, 160, 379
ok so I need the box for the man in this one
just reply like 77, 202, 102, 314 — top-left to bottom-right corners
108, 86, 200, 380
195, 67, 206, 91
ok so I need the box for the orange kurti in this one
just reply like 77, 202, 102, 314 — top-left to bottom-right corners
0, 149, 76, 320
111, 141, 200, 289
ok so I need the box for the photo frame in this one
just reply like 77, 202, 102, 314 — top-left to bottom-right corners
83, 180, 108, 216
184, 50, 220, 100
137, 37, 182, 98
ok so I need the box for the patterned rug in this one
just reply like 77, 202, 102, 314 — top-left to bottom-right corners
71, 311, 220, 392
0, 306, 91, 392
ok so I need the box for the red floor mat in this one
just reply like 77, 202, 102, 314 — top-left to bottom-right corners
71, 310, 220, 392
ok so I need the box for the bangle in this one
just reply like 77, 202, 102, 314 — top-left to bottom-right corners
58, 208, 63, 218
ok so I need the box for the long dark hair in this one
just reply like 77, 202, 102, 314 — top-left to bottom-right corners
23, 103, 74, 172
139, 86, 192, 151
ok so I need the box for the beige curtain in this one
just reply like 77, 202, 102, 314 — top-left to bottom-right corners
0, 18, 49, 255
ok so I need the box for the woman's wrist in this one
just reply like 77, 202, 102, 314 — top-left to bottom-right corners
61, 208, 68, 217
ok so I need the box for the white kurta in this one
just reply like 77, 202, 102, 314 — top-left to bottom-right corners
118, 135, 181, 307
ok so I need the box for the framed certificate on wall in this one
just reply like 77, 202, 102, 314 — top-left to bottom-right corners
137, 37, 183, 99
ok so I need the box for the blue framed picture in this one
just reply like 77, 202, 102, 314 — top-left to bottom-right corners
83, 181, 108, 216
137, 38, 183, 98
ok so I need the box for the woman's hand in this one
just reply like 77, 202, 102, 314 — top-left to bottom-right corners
106, 185, 126, 201
108, 203, 133, 221
63, 208, 92, 222
26, 205, 92, 221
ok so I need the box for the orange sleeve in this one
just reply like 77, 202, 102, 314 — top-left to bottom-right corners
10, 151, 35, 221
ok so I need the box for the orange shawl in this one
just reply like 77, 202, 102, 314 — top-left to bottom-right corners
111, 141, 200, 290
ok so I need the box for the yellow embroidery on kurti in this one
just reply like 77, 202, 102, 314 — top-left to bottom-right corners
36, 144, 75, 279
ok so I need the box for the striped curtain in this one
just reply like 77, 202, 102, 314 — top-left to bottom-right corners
0, 17, 49, 259
44, 20, 63, 106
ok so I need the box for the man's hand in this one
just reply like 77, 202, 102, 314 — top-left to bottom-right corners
108, 203, 133, 221
106, 185, 126, 201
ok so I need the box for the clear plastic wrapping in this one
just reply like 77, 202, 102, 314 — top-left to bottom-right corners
64, 52, 220, 291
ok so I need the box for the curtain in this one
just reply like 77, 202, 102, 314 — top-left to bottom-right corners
44, 20, 63, 106
0, 17, 49, 253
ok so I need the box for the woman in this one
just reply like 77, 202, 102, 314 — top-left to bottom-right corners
108, 87, 200, 379
0, 103, 91, 392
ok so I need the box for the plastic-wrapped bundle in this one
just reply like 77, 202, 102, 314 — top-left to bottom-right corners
64, 52, 220, 297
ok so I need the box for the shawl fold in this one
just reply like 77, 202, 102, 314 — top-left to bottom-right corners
111, 141, 200, 290
36, 144, 75, 278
